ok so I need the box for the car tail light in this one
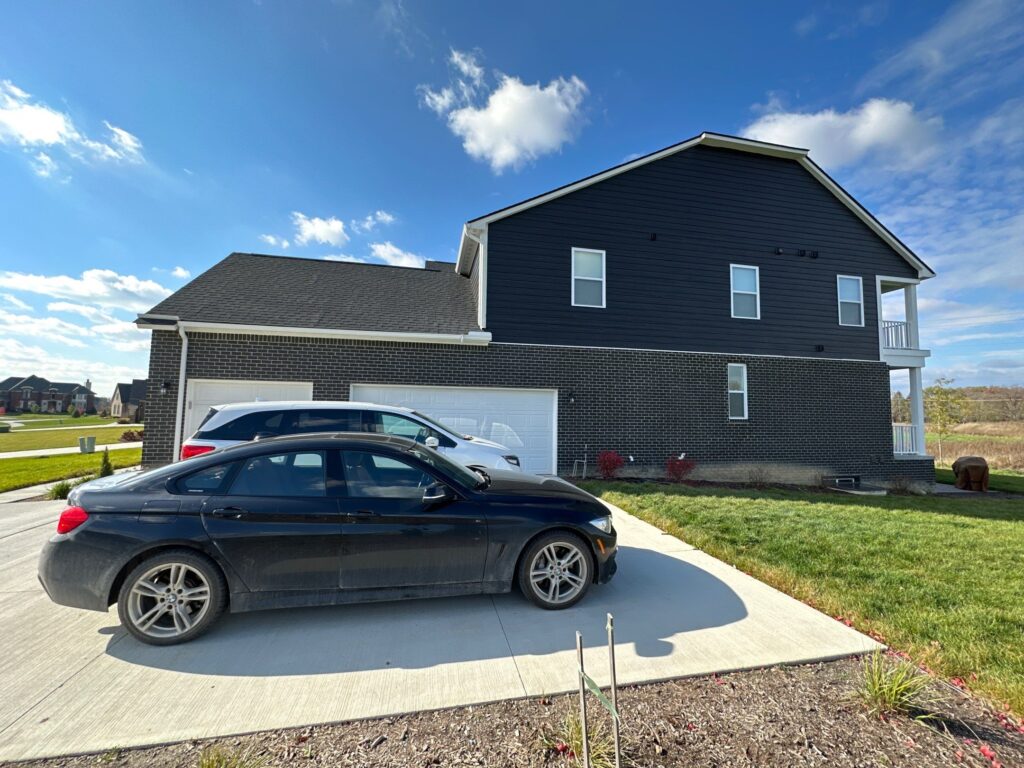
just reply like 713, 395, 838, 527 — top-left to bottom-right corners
56, 506, 89, 534
180, 443, 215, 460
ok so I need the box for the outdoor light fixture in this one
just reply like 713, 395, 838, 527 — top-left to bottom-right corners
160, 381, 170, 396
568, 391, 576, 405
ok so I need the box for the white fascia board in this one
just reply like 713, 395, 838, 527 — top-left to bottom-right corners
177, 320, 491, 346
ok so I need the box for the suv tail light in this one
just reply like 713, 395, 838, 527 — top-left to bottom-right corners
57, 506, 89, 534
180, 443, 215, 460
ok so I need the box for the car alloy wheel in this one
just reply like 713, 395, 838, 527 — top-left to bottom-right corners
520, 532, 592, 609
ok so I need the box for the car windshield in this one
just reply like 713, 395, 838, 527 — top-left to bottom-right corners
406, 445, 484, 488
410, 410, 471, 440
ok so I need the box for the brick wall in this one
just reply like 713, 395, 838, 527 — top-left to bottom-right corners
143, 330, 934, 482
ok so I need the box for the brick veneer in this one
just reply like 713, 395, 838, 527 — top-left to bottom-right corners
143, 331, 934, 482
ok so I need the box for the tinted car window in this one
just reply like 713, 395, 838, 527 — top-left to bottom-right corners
343, 450, 434, 499
197, 410, 288, 441
230, 451, 326, 497
178, 463, 235, 494
294, 409, 364, 434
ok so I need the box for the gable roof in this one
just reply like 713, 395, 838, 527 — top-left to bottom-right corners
0, 376, 22, 391
114, 383, 131, 404
456, 131, 934, 280
139, 253, 479, 336
14, 375, 50, 391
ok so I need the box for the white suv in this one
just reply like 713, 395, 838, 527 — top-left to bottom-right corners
180, 401, 522, 471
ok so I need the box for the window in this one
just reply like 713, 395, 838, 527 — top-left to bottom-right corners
178, 463, 235, 494
571, 248, 606, 308
728, 364, 748, 420
294, 409, 364, 434
198, 410, 288, 441
342, 450, 435, 499
230, 451, 326, 497
837, 275, 864, 326
377, 412, 430, 441
730, 265, 760, 319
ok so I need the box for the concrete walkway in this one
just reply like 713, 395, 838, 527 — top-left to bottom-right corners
0, 500, 879, 761
0, 441, 142, 460
0, 422, 142, 432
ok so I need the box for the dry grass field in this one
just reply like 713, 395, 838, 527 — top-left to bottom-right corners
926, 421, 1024, 470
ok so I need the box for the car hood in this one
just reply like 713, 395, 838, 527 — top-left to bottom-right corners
480, 470, 594, 500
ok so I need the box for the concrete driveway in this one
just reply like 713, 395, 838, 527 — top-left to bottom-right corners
0, 499, 878, 761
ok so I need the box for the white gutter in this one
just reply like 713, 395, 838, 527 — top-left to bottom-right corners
172, 324, 188, 461
461, 226, 487, 329
175, 320, 492, 345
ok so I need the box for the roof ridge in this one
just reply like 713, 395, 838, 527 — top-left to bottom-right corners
230, 252, 448, 272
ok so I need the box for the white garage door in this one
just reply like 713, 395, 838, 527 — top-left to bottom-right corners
351, 384, 558, 474
184, 379, 314, 438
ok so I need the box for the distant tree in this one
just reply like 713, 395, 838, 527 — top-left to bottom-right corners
925, 377, 968, 463
67, 403, 76, 416
890, 391, 910, 423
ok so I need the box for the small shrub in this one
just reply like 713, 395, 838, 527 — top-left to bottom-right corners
747, 465, 770, 488
99, 408, 110, 417
71, 409, 82, 419
596, 450, 625, 480
47, 480, 73, 500
198, 746, 267, 768
67, 404, 76, 416
99, 448, 113, 477
887, 475, 926, 495
28, 402, 40, 413
540, 711, 615, 768
665, 456, 697, 483
116, 417, 132, 425
120, 429, 144, 442
858, 651, 936, 719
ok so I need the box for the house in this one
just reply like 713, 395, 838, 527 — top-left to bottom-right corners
137, 132, 934, 481
110, 379, 148, 420
0, 376, 95, 414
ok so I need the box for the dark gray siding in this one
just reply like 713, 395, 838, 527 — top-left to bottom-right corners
143, 330, 933, 484
486, 145, 918, 359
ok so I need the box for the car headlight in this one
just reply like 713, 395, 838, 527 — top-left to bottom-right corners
589, 516, 613, 534
503, 455, 520, 467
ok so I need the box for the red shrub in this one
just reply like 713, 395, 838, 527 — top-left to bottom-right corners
596, 450, 625, 480
666, 456, 697, 483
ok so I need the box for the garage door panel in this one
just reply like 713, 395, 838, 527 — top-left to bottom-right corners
185, 380, 313, 438
351, 384, 556, 474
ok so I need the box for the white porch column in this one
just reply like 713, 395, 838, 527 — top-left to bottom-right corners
904, 283, 921, 349
908, 367, 926, 455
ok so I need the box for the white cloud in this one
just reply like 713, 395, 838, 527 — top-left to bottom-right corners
47, 301, 109, 322
323, 254, 368, 263
171, 266, 191, 279
351, 209, 396, 234
0, 80, 146, 174
0, 339, 146, 397
259, 233, 290, 249
0, 268, 171, 312
369, 241, 424, 268
2, 293, 31, 311
0, 308, 89, 344
291, 211, 348, 247
794, 13, 818, 36
419, 49, 588, 173
742, 98, 941, 169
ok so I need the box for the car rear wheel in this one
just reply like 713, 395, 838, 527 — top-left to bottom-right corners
518, 532, 592, 609
117, 550, 226, 645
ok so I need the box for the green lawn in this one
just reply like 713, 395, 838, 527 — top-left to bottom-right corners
0, 426, 137, 452
935, 466, 1024, 494
0, 449, 143, 492
0, 415, 122, 430
584, 481, 1024, 714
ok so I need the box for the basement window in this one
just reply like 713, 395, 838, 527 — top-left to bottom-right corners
728, 363, 748, 420
571, 248, 606, 308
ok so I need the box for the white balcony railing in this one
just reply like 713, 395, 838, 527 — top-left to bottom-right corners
882, 320, 911, 349
892, 423, 918, 455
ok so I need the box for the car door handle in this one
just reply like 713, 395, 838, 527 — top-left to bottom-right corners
209, 506, 248, 519
346, 509, 378, 517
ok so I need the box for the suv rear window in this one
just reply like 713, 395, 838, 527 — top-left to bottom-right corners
197, 410, 288, 441
294, 409, 366, 433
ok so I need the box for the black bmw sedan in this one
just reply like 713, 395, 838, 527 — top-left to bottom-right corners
39, 433, 617, 645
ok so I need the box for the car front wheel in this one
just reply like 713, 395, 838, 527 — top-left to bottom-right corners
518, 531, 592, 609
117, 549, 226, 645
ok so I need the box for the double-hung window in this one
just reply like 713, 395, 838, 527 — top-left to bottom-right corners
837, 275, 864, 326
571, 248, 606, 308
730, 265, 760, 319
728, 363, 748, 420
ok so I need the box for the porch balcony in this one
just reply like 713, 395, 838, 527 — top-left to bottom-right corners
892, 423, 920, 455
878, 278, 930, 369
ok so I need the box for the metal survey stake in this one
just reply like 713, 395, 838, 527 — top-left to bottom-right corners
576, 631, 591, 768
607, 613, 621, 768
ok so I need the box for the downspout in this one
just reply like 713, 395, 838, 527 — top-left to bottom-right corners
172, 324, 189, 461
463, 225, 488, 329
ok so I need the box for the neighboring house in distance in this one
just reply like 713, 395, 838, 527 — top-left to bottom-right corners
0, 376, 95, 413
137, 132, 934, 481
110, 379, 148, 420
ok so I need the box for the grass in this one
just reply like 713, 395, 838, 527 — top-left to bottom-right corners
858, 651, 937, 719
0, 426, 137, 452
0, 415, 121, 430
584, 480, 1024, 714
935, 466, 1024, 494
0, 449, 142, 492
925, 420, 1024, 470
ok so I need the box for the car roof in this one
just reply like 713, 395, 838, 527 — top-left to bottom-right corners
210, 400, 417, 414
222, 431, 415, 453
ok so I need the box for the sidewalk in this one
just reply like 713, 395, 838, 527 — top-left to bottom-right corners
0, 441, 143, 460
0, 422, 141, 433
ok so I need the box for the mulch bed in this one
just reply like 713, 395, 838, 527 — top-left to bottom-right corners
10, 658, 1023, 767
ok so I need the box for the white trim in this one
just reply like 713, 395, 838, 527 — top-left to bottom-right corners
570, 247, 606, 308
155, 320, 492, 346
837, 275, 865, 327
172, 325, 189, 461
455, 132, 934, 280
729, 264, 760, 320
462, 225, 488, 329
727, 363, 748, 420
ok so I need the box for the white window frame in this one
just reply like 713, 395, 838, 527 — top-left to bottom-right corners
571, 247, 606, 308
727, 363, 748, 420
730, 264, 760, 320
837, 275, 865, 327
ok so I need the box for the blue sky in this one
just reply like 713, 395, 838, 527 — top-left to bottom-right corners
0, 0, 1022, 396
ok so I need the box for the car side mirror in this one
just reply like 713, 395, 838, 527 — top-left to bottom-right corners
422, 483, 451, 505
424, 436, 440, 449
